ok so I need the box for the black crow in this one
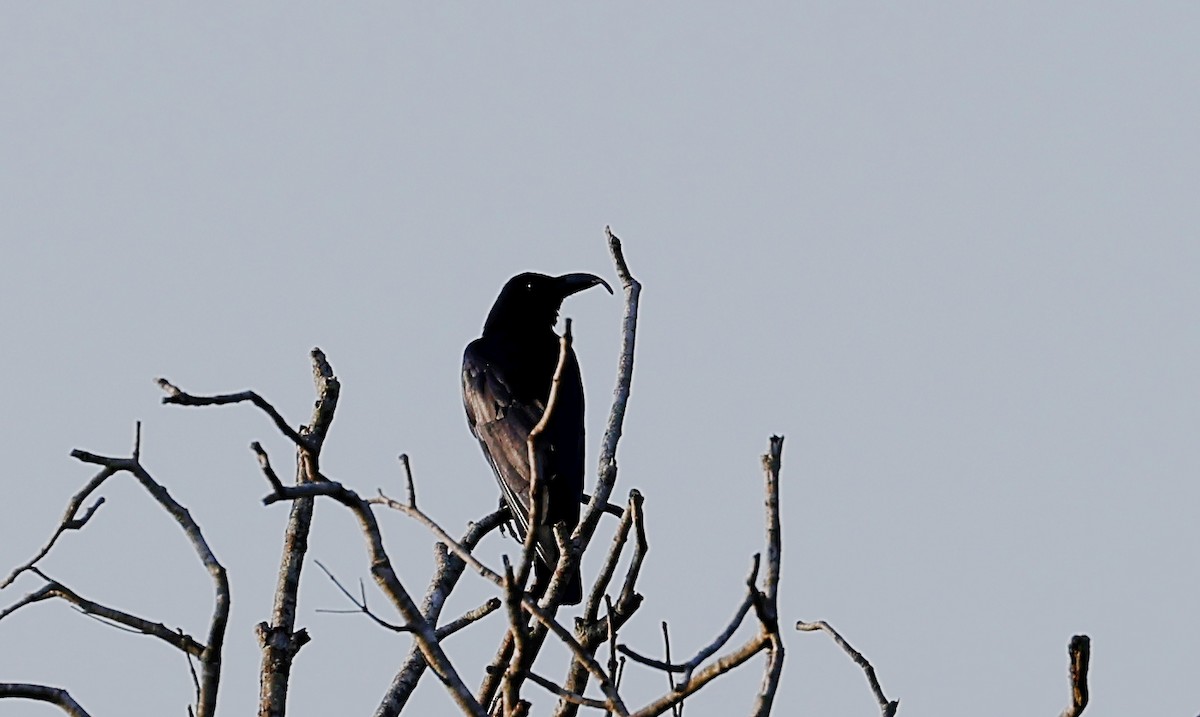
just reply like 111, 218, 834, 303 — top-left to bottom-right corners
462, 272, 612, 605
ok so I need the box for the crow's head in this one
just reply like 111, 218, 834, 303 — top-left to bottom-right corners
483, 272, 613, 335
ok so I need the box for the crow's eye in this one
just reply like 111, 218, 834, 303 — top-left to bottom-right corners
525, 282, 533, 290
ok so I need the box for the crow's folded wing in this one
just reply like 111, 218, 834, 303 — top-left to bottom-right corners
461, 343, 548, 546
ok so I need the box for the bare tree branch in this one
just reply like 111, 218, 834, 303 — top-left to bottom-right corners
0, 683, 92, 717
66, 450, 229, 717
1059, 635, 1091, 717
749, 436, 785, 717
304, 347, 341, 450
518, 319, 573, 594
619, 556, 758, 682
156, 378, 306, 449
436, 597, 502, 640
795, 621, 897, 717
370, 491, 629, 716
526, 670, 610, 711
313, 560, 413, 634
503, 557, 532, 716
620, 438, 785, 717
0, 571, 205, 656
257, 348, 340, 717
553, 491, 648, 717
374, 509, 509, 717
400, 454, 417, 508
660, 622, 681, 717
505, 229, 644, 717
582, 491, 636, 623
156, 351, 339, 717
628, 634, 772, 717
574, 227, 641, 551
261, 465, 486, 717
491, 322, 578, 714
1, 467, 111, 590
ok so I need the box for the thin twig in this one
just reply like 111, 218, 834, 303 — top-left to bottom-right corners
795, 621, 897, 717
605, 596, 620, 717
526, 671, 610, 711
619, 556, 759, 684
184, 630, 201, 710
583, 493, 635, 623
517, 320, 572, 598
156, 378, 306, 448
436, 598, 502, 640
1, 468, 112, 590
400, 454, 417, 507
0, 574, 205, 656
661, 622, 680, 716
313, 560, 412, 633
250, 442, 284, 493
628, 634, 771, 717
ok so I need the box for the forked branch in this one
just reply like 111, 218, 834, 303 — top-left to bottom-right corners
257, 455, 486, 717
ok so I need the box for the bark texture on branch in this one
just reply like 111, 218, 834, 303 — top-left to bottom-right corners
1059, 635, 1090, 717
0, 683, 92, 717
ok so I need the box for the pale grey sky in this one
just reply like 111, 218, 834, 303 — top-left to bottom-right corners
2, 4, 1198, 716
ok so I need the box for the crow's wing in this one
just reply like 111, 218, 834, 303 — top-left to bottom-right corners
461, 342, 551, 556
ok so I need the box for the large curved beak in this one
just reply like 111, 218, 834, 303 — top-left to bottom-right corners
556, 272, 614, 298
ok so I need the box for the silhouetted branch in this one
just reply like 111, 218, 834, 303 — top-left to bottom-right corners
795, 621, 897, 717
749, 436, 785, 717
553, 491, 647, 717
620, 438, 785, 717
314, 560, 412, 634
661, 622, 681, 717
518, 319, 573, 596
371, 491, 629, 716
583, 491, 636, 623
61, 449, 229, 717
0, 683, 91, 716
157, 350, 340, 717
527, 229, 643, 717
1, 467, 110, 590
1059, 635, 1090, 717
526, 670, 609, 711
620, 556, 758, 684
0, 570, 204, 656
437, 597, 502, 640
260, 462, 485, 717
503, 557, 532, 716
576, 227, 640, 549
374, 509, 509, 717
304, 347, 341, 450
250, 441, 285, 492
156, 379, 306, 448
400, 454, 417, 507
628, 634, 772, 717
256, 348, 341, 717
